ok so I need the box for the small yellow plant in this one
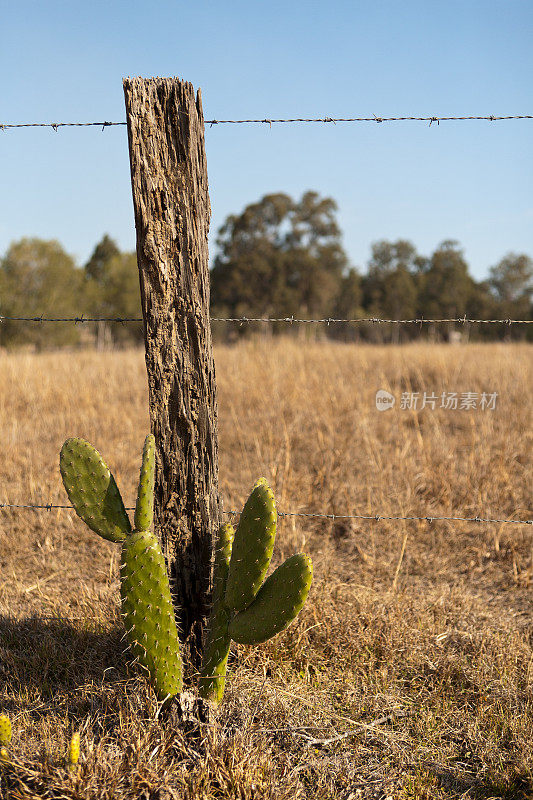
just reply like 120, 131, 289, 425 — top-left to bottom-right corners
0, 715, 11, 748
0, 714, 12, 764
67, 732, 80, 772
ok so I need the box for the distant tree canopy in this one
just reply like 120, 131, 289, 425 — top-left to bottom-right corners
0, 238, 83, 349
362, 239, 421, 320
0, 197, 531, 348
210, 192, 358, 322
83, 239, 143, 348
0, 235, 143, 349
489, 253, 533, 320
211, 193, 532, 341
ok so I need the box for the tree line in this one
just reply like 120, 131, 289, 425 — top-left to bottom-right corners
211, 192, 532, 343
0, 235, 143, 349
0, 190, 531, 348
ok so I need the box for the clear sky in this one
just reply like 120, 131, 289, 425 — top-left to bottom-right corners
1, 0, 531, 280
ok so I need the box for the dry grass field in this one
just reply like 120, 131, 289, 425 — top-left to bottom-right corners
0, 339, 531, 799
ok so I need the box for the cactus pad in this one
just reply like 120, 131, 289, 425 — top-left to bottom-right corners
134, 434, 156, 532
229, 554, 313, 645
120, 529, 183, 701
0, 715, 11, 747
199, 523, 234, 704
60, 438, 131, 542
225, 478, 277, 612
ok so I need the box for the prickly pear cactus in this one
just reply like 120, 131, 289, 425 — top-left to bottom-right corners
118, 435, 182, 700
134, 433, 155, 532
200, 479, 313, 706
225, 478, 277, 612
120, 528, 183, 700
229, 554, 313, 644
61, 437, 313, 708
199, 523, 234, 703
60, 435, 183, 702
60, 438, 131, 542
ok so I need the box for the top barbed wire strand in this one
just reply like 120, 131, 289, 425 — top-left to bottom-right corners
1, 115, 533, 131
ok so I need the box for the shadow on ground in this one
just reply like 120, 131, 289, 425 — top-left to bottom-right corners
422, 762, 533, 800
0, 615, 127, 718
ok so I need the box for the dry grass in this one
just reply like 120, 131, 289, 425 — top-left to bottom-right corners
0, 339, 531, 799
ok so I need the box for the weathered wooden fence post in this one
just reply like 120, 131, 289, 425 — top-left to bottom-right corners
123, 77, 221, 673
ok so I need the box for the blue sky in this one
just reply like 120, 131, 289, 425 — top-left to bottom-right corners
1, 0, 531, 281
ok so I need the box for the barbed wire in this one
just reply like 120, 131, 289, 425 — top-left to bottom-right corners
0, 501, 530, 525
0, 314, 531, 326
211, 315, 533, 326
1, 115, 532, 132
207, 115, 533, 127
0, 315, 143, 323
0, 121, 126, 131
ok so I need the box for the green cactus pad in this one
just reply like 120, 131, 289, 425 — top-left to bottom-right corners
60, 438, 131, 542
199, 523, 234, 704
120, 529, 183, 701
225, 478, 277, 612
228, 553, 313, 645
134, 434, 156, 532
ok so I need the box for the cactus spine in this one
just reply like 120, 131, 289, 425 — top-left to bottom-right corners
200, 479, 313, 705
60, 435, 183, 702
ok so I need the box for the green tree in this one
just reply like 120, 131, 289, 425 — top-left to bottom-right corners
417, 240, 475, 340
361, 240, 420, 342
84, 237, 142, 348
0, 238, 83, 349
331, 267, 363, 341
210, 191, 350, 333
85, 234, 120, 285
98, 253, 143, 346
84, 235, 121, 348
489, 253, 532, 339
466, 279, 499, 341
